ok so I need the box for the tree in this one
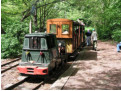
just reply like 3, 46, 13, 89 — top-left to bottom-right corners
1, 0, 121, 58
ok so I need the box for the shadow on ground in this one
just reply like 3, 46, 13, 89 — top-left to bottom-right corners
77, 51, 97, 60
74, 46, 97, 61
63, 69, 121, 90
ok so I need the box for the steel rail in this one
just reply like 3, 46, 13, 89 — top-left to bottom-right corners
32, 81, 44, 90
1, 64, 19, 73
1, 58, 21, 67
4, 77, 30, 90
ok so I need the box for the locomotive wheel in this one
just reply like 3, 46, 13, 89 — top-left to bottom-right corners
48, 70, 53, 76
64, 58, 67, 63
64, 54, 69, 63
54, 62, 58, 71
61, 59, 65, 66
20, 73, 26, 76
95, 48, 97, 51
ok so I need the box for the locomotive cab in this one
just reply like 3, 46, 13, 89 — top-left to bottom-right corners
17, 32, 61, 76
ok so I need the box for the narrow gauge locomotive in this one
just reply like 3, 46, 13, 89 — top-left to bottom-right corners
17, 33, 63, 76
17, 18, 85, 76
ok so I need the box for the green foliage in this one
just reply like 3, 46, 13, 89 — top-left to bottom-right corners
1, 21, 29, 58
55, 0, 121, 41
1, 0, 30, 58
85, 27, 94, 32
1, 35, 21, 58
1, 0, 121, 58
112, 30, 121, 42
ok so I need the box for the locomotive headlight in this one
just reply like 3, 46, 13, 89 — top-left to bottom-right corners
43, 69, 47, 73
26, 51, 30, 55
40, 52, 43, 55
30, 61, 35, 64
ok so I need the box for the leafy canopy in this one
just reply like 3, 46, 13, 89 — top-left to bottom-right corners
1, 0, 121, 58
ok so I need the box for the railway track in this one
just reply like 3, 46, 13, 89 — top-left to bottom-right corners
3, 75, 48, 90
1, 58, 21, 67
2, 55, 76, 90
1, 64, 19, 73
4, 77, 29, 90
1, 58, 21, 73
3, 63, 71, 90
4, 76, 44, 90
39, 63, 72, 90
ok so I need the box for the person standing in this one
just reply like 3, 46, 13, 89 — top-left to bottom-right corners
117, 42, 121, 52
91, 29, 98, 50
86, 29, 91, 46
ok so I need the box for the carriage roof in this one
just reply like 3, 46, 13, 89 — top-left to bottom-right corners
47, 18, 84, 26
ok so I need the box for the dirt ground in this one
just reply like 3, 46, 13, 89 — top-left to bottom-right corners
1, 40, 121, 90
63, 40, 121, 90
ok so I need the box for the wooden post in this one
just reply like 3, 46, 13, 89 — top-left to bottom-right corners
29, 19, 32, 34
79, 26, 80, 46
81, 27, 83, 42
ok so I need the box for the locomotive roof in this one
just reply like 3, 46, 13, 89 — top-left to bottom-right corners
25, 32, 55, 37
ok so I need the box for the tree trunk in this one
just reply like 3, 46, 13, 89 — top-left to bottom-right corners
34, 4, 37, 28
29, 19, 32, 34
1, 27, 6, 34
43, 5, 46, 31
39, 7, 42, 32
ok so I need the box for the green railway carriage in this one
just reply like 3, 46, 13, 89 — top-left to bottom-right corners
17, 32, 63, 76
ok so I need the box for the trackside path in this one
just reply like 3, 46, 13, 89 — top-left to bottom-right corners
62, 40, 121, 90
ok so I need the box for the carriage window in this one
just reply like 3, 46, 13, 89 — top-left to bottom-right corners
50, 24, 56, 34
62, 24, 69, 34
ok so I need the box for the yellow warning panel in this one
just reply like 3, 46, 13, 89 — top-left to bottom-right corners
65, 39, 73, 53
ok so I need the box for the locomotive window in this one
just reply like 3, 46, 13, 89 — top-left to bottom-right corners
41, 38, 47, 50
50, 24, 56, 34
29, 37, 40, 49
24, 38, 29, 48
62, 24, 69, 34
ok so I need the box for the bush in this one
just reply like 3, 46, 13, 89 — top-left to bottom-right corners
1, 21, 29, 59
112, 30, 121, 42
1, 34, 23, 58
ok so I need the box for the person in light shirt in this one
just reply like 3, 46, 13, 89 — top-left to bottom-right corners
91, 29, 98, 50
